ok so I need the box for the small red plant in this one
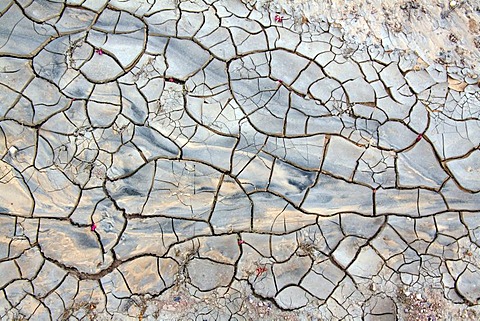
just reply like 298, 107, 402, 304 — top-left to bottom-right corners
416, 134, 423, 142
95, 48, 103, 55
274, 15, 283, 23
256, 266, 268, 276
238, 240, 245, 245
91, 223, 97, 231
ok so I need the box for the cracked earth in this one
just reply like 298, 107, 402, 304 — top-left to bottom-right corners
1, 0, 480, 320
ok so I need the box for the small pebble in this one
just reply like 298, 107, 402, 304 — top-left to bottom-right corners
8, 146, 18, 157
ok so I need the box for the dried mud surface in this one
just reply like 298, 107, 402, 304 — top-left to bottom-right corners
1, 0, 480, 320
